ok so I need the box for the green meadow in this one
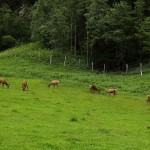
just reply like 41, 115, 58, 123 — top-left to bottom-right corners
0, 43, 150, 150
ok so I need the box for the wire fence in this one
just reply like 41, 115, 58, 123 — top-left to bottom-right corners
0, 51, 149, 75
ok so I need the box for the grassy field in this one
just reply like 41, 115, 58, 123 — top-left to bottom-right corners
0, 43, 150, 150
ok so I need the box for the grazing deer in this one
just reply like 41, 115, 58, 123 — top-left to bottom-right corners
147, 95, 150, 103
0, 78, 10, 88
106, 89, 116, 95
89, 84, 100, 92
48, 80, 59, 87
22, 80, 28, 91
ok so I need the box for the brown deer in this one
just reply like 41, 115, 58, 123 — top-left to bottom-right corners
22, 80, 28, 91
106, 89, 116, 95
147, 95, 150, 103
48, 80, 59, 87
89, 84, 100, 92
0, 78, 10, 88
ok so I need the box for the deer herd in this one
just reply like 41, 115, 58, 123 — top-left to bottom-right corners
0, 77, 149, 103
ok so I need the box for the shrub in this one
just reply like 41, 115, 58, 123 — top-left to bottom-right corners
1, 35, 16, 49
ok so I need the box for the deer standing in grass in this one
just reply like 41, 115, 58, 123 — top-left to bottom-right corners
106, 89, 117, 95
89, 84, 100, 92
22, 80, 28, 91
48, 80, 59, 87
0, 78, 10, 88
147, 95, 150, 103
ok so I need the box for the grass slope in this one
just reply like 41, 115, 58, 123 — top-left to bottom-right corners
0, 43, 150, 150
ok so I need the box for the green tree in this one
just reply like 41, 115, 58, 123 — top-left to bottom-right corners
85, 0, 109, 65
0, 3, 32, 50
0, 4, 12, 36
0, 4, 16, 50
101, 1, 135, 66
31, 0, 70, 50
137, 17, 150, 61
134, 0, 145, 23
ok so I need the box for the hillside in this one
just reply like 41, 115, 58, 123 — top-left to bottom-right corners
0, 43, 150, 150
0, 43, 150, 95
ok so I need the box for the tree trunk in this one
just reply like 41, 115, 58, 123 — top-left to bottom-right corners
74, 16, 77, 56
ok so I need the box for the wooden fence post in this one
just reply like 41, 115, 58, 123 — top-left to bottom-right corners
50, 55, 52, 65
92, 62, 93, 71
78, 59, 81, 67
103, 63, 106, 73
140, 63, 143, 76
64, 56, 66, 66
126, 64, 128, 74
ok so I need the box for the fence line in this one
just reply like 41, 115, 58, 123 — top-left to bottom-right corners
0, 52, 146, 75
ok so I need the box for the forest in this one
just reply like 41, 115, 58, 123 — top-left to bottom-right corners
0, 0, 150, 70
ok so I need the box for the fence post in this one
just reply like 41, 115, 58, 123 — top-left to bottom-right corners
126, 64, 128, 74
50, 55, 52, 65
92, 62, 93, 71
140, 63, 143, 76
64, 56, 66, 66
103, 63, 106, 73
78, 59, 81, 68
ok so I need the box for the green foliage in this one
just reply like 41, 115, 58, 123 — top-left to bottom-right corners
138, 17, 150, 52
85, 1, 138, 66
31, 0, 69, 49
134, 0, 145, 23
1, 0, 150, 67
85, 0, 109, 41
0, 3, 32, 50
102, 1, 134, 42
0, 4, 12, 36
1, 35, 16, 49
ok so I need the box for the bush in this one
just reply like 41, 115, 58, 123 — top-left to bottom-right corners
1, 35, 16, 49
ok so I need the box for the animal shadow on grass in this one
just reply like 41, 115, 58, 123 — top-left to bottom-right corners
66, 137, 81, 144
42, 143, 59, 150
147, 126, 150, 129
70, 117, 78, 122
11, 109, 19, 113
97, 128, 111, 135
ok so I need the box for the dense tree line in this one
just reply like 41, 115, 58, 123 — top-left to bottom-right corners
0, 0, 150, 69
